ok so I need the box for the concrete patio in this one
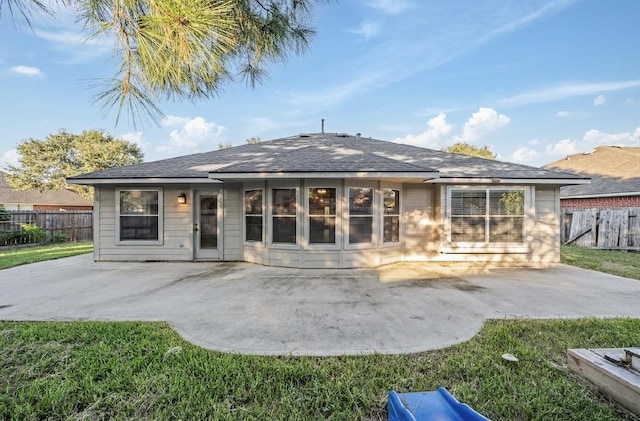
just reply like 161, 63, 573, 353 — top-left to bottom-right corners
1, 254, 639, 356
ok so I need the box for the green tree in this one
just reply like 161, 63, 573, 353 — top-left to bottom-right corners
218, 142, 232, 150
442, 143, 496, 159
246, 136, 261, 144
5, 0, 321, 125
6, 130, 143, 199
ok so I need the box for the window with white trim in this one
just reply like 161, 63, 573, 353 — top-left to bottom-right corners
117, 189, 162, 242
450, 189, 524, 244
348, 187, 373, 244
244, 189, 263, 242
383, 188, 400, 243
308, 187, 336, 244
272, 188, 296, 244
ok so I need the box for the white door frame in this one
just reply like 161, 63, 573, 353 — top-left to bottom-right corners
194, 189, 223, 260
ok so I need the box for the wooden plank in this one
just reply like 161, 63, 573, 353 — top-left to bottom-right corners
564, 226, 591, 245
567, 348, 640, 415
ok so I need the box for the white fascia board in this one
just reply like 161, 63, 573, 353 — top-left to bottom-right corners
561, 191, 640, 199
431, 178, 591, 185
67, 177, 220, 185
207, 171, 440, 180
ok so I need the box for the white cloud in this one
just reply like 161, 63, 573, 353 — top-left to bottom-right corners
286, 72, 385, 109
457, 107, 510, 143
509, 146, 539, 164
0, 149, 20, 169
35, 29, 112, 63
528, 138, 541, 146
593, 94, 606, 106
555, 110, 571, 118
10, 65, 43, 77
545, 138, 577, 156
393, 113, 453, 148
499, 79, 640, 106
582, 128, 640, 146
365, 0, 414, 14
167, 117, 226, 149
350, 21, 382, 39
161, 115, 192, 127
393, 107, 510, 149
122, 131, 143, 145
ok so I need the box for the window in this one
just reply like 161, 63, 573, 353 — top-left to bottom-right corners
245, 189, 263, 242
348, 187, 373, 244
450, 189, 524, 244
118, 189, 161, 242
272, 188, 296, 244
383, 189, 400, 243
308, 188, 336, 244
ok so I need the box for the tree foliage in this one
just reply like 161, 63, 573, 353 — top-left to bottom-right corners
5, 0, 322, 126
6, 130, 143, 199
245, 136, 261, 144
442, 143, 496, 160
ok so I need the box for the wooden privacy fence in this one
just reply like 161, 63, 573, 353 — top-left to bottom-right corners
0, 211, 93, 244
561, 208, 640, 250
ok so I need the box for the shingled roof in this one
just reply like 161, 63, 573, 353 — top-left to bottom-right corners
0, 171, 92, 207
544, 146, 640, 197
69, 133, 587, 183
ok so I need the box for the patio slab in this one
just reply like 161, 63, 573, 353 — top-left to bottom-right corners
1, 255, 639, 356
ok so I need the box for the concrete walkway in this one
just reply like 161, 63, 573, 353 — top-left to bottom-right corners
1, 255, 640, 356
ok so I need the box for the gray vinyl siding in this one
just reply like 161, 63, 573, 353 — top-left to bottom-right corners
222, 183, 242, 261
95, 185, 193, 261
531, 186, 561, 263
402, 183, 436, 261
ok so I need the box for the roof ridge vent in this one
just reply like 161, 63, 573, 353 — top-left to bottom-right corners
336, 133, 349, 137
298, 133, 311, 138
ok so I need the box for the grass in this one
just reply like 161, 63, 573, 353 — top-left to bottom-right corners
0, 241, 93, 270
1, 319, 639, 420
561, 245, 640, 280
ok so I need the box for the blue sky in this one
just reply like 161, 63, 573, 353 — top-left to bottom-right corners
2, 0, 640, 168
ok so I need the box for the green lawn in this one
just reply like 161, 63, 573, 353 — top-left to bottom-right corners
1, 319, 639, 420
561, 245, 640, 280
0, 242, 93, 270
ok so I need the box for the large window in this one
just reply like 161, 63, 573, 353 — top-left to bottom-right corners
245, 189, 263, 242
308, 188, 336, 244
272, 188, 296, 244
383, 189, 400, 243
450, 189, 524, 244
118, 189, 161, 242
348, 187, 373, 244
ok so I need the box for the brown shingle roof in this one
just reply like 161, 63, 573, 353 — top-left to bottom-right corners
0, 171, 92, 207
544, 146, 640, 197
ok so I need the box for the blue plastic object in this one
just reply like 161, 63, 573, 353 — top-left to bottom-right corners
388, 387, 491, 421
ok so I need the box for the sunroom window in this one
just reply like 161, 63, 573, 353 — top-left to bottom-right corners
450, 189, 524, 244
383, 189, 400, 243
245, 189, 263, 242
348, 187, 373, 244
309, 188, 336, 244
272, 188, 296, 244
118, 189, 161, 242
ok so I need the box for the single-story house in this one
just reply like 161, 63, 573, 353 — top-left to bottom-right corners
69, 133, 588, 268
0, 171, 92, 211
544, 146, 640, 209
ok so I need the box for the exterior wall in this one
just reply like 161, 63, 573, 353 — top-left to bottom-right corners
92, 181, 564, 267
1, 203, 32, 210
402, 183, 437, 261
222, 184, 242, 261
561, 195, 640, 209
95, 185, 194, 261
531, 186, 561, 263
426, 185, 561, 265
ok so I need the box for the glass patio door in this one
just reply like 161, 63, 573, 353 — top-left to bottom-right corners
194, 191, 220, 259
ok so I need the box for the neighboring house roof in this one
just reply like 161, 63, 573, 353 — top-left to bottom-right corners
544, 146, 640, 198
69, 133, 587, 184
0, 171, 92, 207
